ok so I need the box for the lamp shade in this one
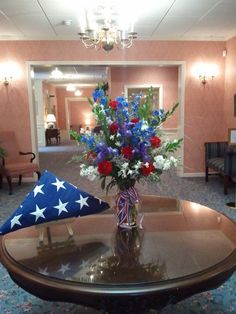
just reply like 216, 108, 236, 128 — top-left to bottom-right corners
46, 114, 56, 123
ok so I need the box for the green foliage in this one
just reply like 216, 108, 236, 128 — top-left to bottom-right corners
165, 138, 183, 153
69, 129, 82, 141
0, 146, 6, 158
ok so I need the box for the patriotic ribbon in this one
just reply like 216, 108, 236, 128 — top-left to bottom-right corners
116, 186, 140, 227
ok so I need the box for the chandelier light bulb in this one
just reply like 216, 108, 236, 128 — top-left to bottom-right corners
78, 6, 137, 52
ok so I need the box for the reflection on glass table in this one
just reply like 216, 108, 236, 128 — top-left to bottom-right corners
0, 195, 236, 313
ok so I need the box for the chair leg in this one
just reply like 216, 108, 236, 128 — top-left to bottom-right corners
0, 174, 2, 189
18, 174, 22, 185
205, 166, 209, 182
224, 175, 229, 195
36, 171, 41, 180
6, 176, 13, 195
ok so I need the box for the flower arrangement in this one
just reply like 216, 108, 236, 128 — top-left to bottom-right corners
70, 83, 182, 227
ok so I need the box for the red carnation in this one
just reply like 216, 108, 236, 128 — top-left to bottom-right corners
122, 146, 133, 159
109, 100, 118, 110
98, 160, 113, 176
131, 118, 139, 124
109, 122, 119, 134
141, 163, 155, 176
150, 136, 161, 148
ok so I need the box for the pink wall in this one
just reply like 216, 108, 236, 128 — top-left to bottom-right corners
110, 66, 178, 129
69, 100, 96, 130
56, 87, 94, 130
0, 40, 227, 174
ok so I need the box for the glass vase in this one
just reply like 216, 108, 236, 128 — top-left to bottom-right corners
115, 184, 140, 228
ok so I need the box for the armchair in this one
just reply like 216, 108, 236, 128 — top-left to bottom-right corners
0, 131, 41, 195
205, 141, 236, 194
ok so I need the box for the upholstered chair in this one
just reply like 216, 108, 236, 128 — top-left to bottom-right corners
0, 131, 41, 195
205, 141, 236, 194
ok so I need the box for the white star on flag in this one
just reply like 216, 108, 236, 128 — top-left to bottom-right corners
54, 199, 69, 215
33, 184, 44, 197
0, 171, 109, 235
75, 195, 89, 210
51, 178, 66, 191
30, 205, 46, 222
58, 263, 70, 275
38, 266, 49, 276
79, 259, 89, 269
10, 214, 23, 229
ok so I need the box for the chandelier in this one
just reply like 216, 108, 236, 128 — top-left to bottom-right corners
78, 6, 137, 52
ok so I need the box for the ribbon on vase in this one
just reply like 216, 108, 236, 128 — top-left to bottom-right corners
116, 186, 140, 227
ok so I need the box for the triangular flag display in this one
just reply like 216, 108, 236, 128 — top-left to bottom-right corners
0, 170, 110, 235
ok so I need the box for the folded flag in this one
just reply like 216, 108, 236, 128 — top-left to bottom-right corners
0, 170, 110, 235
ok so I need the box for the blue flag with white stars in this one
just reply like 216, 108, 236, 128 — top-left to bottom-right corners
0, 170, 110, 235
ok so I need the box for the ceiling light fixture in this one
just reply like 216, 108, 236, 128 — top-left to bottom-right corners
78, 6, 137, 52
66, 84, 76, 91
50, 67, 63, 79
74, 89, 82, 96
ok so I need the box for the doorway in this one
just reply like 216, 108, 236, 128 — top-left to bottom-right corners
28, 61, 185, 176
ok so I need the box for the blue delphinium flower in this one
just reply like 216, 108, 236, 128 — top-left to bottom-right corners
92, 89, 104, 102
100, 96, 107, 106
87, 136, 95, 149
153, 110, 159, 117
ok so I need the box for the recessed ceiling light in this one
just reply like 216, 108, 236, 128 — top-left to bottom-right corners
63, 20, 72, 26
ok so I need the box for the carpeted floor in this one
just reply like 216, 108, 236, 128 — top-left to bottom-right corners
0, 144, 236, 313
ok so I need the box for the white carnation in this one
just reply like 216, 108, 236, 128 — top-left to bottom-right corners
80, 164, 98, 181
153, 155, 165, 169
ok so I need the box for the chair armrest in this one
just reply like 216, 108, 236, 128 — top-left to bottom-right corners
224, 148, 236, 175
19, 151, 36, 163
205, 142, 228, 161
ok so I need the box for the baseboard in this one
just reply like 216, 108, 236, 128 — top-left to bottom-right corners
181, 172, 205, 178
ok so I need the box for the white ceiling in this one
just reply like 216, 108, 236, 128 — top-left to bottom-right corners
1, 0, 236, 41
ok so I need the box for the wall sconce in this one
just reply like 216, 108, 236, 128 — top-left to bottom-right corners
193, 62, 219, 85
0, 61, 21, 87
46, 114, 56, 128
3, 76, 12, 86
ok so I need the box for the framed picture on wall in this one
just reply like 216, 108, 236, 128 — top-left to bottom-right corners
124, 85, 163, 110
228, 128, 236, 145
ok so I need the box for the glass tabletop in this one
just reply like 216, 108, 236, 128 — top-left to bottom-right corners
3, 196, 236, 286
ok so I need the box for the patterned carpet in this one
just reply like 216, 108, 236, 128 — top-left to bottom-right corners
0, 145, 236, 313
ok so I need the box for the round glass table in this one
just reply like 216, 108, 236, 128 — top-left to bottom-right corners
0, 195, 236, 313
